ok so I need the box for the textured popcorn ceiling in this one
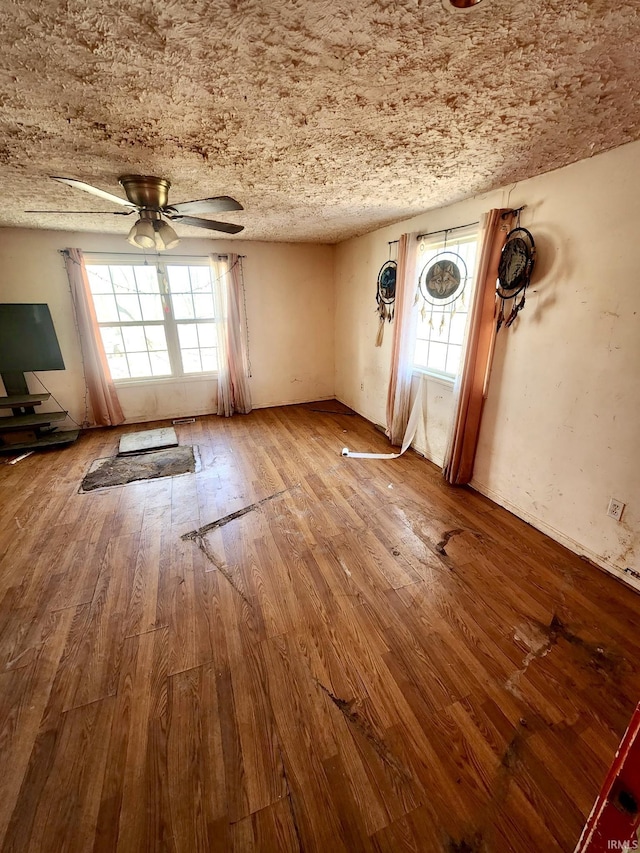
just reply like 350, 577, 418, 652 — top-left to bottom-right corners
1, 0, 640, 243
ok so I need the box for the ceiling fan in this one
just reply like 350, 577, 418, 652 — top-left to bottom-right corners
26, 175, 244, 250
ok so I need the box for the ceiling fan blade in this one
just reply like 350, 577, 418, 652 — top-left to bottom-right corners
51, 177, 135, 208
173, 215, 244, 235
25, 209, 134, 215
167, 196, 243, 216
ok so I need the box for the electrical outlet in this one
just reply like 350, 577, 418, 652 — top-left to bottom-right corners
360, 382, 364, 391
607, 497, 625, 521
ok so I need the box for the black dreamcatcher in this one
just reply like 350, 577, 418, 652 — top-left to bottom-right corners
497, 226, 536, 329
375, 257, 397, 346
415, 236, 469, 346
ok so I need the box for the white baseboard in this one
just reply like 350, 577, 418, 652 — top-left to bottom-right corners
470, 479, 640, 596
333, 395, 379, 430
120, 395, 338, 425
253, 394, 336, 410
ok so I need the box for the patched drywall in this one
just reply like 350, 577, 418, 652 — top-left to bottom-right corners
0, 230, 335, 422
334, 138, 640, 586
1, 0, 640, 242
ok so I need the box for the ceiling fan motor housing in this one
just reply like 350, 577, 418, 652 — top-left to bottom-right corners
119, 175, 171, 210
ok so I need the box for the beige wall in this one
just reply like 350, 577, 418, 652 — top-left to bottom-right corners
334, 139, 640, 587
0, 230, 335, 423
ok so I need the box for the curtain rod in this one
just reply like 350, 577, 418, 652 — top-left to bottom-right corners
415, 206, 525, 242
416, 220, 479, 241
67, 251, 246, 259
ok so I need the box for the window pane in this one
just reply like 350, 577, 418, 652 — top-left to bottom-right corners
172, 294, 194, 320
190, 266, 212, 292
134, 266, 159, 293
86, 266, 113, 294
177, 324, 198, 348
431, 312, 449, 342
193, 294, 214, 319
415, 339, 429, 368
93, 294, 119, 323
106, 352, 129, 379
181, 349, 202, 373
196, 322, 216, 346
116, 295, 142, 322
144, 325, 168, 351
111, 266, 137, 294
121, 325, 147, 352
449, 311, 468, 345
149, 351, 171, 376
446, 344, 462, 376
201, 348, 218, 371
139, 294, 164, 321
100, 327, 124, 355
166, 266, 191, 292
128, 352, 152, 378
428, 342, 447, 373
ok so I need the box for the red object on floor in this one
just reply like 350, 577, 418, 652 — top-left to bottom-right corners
575, 703, 640, 852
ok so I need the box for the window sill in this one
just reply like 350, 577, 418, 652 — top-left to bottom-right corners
412, 368, 455, 389
114, 373, 218, 388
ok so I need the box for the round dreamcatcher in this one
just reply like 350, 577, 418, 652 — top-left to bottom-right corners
375, 258, 397, 346
496, 227, 536, 329
414, 238, 470, 345
418, 250, 468, 307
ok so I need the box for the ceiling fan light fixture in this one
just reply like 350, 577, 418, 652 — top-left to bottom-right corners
126, 217, 156, 249
154, 219, 180, 251
126, 222, 139, 247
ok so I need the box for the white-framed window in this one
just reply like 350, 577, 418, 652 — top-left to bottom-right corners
413, 231, 478, 381
84, 256, 219, 382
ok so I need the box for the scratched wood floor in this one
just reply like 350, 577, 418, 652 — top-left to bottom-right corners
1, 401, 639, 853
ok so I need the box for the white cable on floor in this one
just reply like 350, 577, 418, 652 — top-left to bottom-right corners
341, 381, 423, 459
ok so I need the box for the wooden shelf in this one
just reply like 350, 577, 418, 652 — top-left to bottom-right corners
0, 393, 50, 409
0, 375, 79, 453
0, 410, 67, 429
0, 429, 79, 453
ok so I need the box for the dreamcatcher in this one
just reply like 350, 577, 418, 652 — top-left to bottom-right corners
375, 253, 397, 347
496, 223, 536, 330
415, 232, 469, 345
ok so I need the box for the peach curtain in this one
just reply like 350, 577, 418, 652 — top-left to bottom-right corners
442, 209, 514, 484
210, 254, 252, 417
385, 233, 419, 445
63, 248, 124, 427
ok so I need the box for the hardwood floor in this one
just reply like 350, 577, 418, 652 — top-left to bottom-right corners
1, 401, 639, 852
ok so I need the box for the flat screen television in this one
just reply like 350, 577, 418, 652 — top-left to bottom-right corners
0, 304, 65, 372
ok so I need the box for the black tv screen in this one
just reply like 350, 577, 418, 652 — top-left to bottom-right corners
0, 304, 65, 372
